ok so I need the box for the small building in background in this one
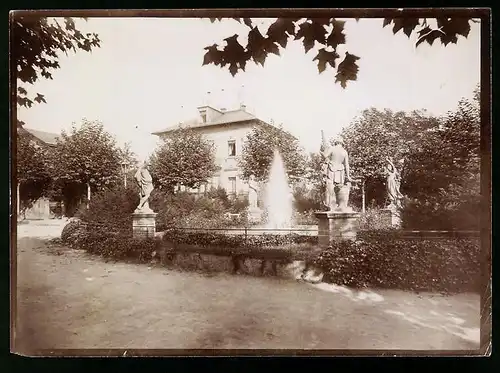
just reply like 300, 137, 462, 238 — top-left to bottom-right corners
17, 127, 61, 220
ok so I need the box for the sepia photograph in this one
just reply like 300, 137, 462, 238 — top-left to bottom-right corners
10, 9, 491, 356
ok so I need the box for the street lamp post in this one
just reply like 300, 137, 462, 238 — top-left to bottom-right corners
121, 161, 129, 188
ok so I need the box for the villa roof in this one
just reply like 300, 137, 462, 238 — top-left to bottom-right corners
151, 107, 258, 135
22, 127, 59, 145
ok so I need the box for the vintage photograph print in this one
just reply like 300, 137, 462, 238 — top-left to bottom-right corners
10, 9, 491, 357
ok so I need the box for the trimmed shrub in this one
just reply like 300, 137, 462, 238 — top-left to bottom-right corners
77, 229, 161, 262
77, 184, 139, 232
313, 233, 481, 293
61, 220, 87, 246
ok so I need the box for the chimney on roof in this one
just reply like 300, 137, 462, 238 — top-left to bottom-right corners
198, 107, 207, 123
198, 104, 223, 123
240, 103, 246, 111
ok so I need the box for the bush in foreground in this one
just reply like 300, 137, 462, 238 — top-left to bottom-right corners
77, 229, 161, 262
161, 228, 480, 293
77, 184, 139, 232
313, 235, 481, 293
61, 219, 87, 247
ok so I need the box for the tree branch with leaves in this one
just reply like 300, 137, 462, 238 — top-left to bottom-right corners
202, 17, 475, 88
12, 15, 101, 126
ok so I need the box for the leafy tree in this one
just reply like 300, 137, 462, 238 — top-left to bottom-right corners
238, 124, 307, 183
203, 17, 476, 88
149, 128, 218, 192
404, 90, 480, 201
51, 119, 122, 214
340, 108, 440, 205
16, 130, 52, 215
12, 15, 101, 125
291, 152, 324, 211
305, 152, 324, 192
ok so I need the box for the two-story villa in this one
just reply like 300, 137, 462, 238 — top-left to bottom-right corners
152, 103, 276, 197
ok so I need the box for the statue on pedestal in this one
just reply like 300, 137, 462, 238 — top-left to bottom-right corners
385, 157, 404, 209
320, 131, 352, 212
247, 175, 259, 209
247, 174, 263, 223
134, 161, 154, 213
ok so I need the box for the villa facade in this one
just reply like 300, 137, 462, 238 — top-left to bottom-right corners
152, 104, 277, 198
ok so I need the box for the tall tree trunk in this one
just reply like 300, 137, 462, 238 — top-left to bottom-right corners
361, 181, 366, 214
87, 183, 91, 209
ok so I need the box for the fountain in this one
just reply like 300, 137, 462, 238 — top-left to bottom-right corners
263, 149, 294, 229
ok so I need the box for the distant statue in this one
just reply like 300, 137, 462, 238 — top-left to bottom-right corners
134, 161, 154, 212
320, 131, 352, 212
247, 175, 259, 209
385, 157, 404, 209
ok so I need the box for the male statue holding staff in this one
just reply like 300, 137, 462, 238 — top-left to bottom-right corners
320, 131, 352, 212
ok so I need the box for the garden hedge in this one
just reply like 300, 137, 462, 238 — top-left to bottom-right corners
76, 229, 161, 262
162, 229, 318, 248
68, 224, 481, 294
314, 235, 481, 293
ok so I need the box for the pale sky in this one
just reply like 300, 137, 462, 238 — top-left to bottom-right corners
18, 17, 480, 160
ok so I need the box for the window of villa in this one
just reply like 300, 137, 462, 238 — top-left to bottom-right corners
228, 140, 236, 156
214, 176, 220, 189
229, 177, 236, 194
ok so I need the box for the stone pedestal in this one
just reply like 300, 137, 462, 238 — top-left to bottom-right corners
132, 210, 157, 239
247, 207, 263, 223
314, 211, 361, 248
381, 208, 401, 228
